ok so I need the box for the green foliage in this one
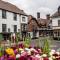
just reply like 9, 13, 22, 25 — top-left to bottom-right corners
24, 37, 31, 47
0, 47, 3, 57
16, 33, 20, 43
43, 38, 50, 56
0, 34, 4, 41
57, 48, 60, 52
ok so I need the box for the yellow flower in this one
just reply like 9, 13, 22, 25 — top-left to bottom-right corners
19, 48, 23, 51
25, 44, 29, 48
5, 48, 15, 56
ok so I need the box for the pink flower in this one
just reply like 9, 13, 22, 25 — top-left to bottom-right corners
21, 51, 27, 56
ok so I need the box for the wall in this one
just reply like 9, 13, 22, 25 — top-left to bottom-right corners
52, 17, 60, 29
28, 19, 39, 38
20, 15, 28, 24
52, 17, 60, 26
0, 10, 20, 33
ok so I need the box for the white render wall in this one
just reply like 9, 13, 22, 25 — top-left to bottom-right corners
52, 17, 60, 26
0, 10, 21, 33
52, 17, 60, 29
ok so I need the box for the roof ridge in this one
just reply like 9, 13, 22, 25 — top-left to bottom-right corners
0, 0, 27, 15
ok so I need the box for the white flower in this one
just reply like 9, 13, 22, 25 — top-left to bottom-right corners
49, 57, 53, 60
30, 48, 35, 51
49, 51, 54, 56
51, 49, 55, 53
27, 51, 31, 55
36, 54, 43, 60
49, 49, 56, 56
42, 54, 47, 57
25, 48, 30, 51
21, 50, 24, 54
56, 52, 60, 55
16, 54, 20, 58
52, 56, 56, 59
36, 54, 41, 58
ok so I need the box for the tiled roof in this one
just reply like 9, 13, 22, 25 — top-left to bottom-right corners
0, 0, 27, 15
51, 6, 60, 18
51, 12, 60, 18
28, 15, 48, 27
37, 18, 47, 26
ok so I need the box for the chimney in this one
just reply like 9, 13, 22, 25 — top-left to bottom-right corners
37, 12, 40, 18
46, 14, 50, 20
58, 6, 60, 15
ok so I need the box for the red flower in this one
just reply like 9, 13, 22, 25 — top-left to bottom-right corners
19, 43, 24, 48
19, 56, 24, 60
43, 57, 49, 60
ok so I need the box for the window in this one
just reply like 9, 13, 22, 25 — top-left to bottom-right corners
22, 17, 25, 22
58, 20, 60, 26
14, 25, 17, 32
13, 13, 17, 20
2, 24, 7, 32
21, 24, 27, 31
2, 10, 6, 19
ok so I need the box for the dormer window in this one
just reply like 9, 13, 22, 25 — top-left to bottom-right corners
22, 17, 25, 22
13, 13, 17, 20
2, 10, 6, 19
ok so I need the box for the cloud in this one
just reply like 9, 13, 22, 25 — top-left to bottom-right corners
3, 0, 60, 18
38, 7, 52, 13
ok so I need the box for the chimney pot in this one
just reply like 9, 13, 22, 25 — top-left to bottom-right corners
46, 14, 50, 20
58, 6, 60, 15
37, 12, 40, 18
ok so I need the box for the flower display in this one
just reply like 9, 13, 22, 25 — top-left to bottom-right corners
0, 43, 60, 60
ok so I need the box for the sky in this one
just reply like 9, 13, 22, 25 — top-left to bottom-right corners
3, 0, 60, 18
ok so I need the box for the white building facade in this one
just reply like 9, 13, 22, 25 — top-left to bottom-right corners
0, 0, 28, 40
20, 14, 28, 39
51, 6, 60, 39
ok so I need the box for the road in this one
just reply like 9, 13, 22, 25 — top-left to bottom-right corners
50, 40, 60, 51
31, 39, 60, 51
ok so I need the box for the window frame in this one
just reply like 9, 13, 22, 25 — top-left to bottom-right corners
2, 10, 7, 19
13, 13, 17, 20
14, 25, 17, 33
22, 17, 25, 22
2, 24, 7, 32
